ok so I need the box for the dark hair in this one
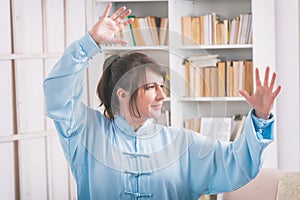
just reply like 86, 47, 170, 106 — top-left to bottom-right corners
97, 52, 166, 120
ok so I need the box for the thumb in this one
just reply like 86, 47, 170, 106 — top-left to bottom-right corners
107, 38, 128, 45
239, 89, 251, 102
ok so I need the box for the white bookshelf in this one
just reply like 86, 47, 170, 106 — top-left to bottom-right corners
86, 0, 277, 168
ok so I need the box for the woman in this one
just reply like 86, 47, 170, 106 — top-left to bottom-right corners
43, 4, 281, 200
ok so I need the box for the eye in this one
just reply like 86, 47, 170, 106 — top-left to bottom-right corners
160, 84, 165, 88
145, 84, 155, 90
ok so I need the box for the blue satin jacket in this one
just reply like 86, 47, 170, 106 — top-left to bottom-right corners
43, 33, 274, 200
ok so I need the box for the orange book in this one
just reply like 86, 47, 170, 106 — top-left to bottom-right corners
185, 60, 191, 96
191, 17, 200, 45
217, 61, 226, 97
244, 60, 253, 95
232, 60, 240, 96
130, 17, 145, 46
226, 61, 233, 96
181, 16, 193, 45
199, 15, 205, 45
204, 67, 211, 97
210, 67, 218, 97
199, 67, 205, 97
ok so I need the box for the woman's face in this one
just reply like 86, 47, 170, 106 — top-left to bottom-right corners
135, 68, 166, 120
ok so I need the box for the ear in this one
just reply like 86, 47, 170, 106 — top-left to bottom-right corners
117, 88, 129, 103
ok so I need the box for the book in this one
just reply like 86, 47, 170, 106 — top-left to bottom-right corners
244, 60, 253, 95
212, 12, 218, 45
199, 15, 205, 45
204, 67, 211, 97
130, 17, 146, 46
226, 61, 233, 96
238, 60, 245, 96
185, 60, 191, 97
223, 19, 229, 44
245, 13, 252, 44
191, 16, 201, 45
160, 17, 169, 45
234, 16, 240, 44
229, 18, 237, 44
138, 17, 154, 46
127, 15, 137, 46
210, 66, 218, 97
232, 60, 240, 96
181, 16, 193, 45
195, 67, 205, 97
217, 61, 226, 97
146, 16, 160, 46
187, 54, 221, 67
216, 21, 223, 45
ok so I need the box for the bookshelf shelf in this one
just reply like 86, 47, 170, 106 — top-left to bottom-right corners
178, 44, 253, 50
100, 45, 169, 51
95, 0, 167, 2
179, 97, 247, 102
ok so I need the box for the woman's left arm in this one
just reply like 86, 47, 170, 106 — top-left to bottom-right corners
188, 67, 281, 196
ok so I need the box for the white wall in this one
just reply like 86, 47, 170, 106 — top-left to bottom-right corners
0, 0, 86, 199
275, 0, 300, 170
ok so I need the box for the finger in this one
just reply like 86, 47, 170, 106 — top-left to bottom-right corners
272, 85, 282, 99
255, 67, 262, 87
109, 38, 128, 45
110, 6, 126, 20
118, 9, 132, 20
117, 17, 134, 31
263, 66, 270, 87
269, 72, 277, 90
239, 89, 251, 102
124, 17, 134, 25
102, 3, 112, 18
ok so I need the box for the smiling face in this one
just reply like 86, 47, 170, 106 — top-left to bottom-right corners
134, 67, 166, 122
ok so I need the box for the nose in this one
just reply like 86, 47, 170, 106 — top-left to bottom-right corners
156, 86, 166, 101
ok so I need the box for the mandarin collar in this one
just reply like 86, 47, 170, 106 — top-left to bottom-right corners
113, 114, 159, 138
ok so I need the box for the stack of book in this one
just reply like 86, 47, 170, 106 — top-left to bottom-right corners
184, 54, 253, 97
114, 16, 169, 46
181, 13, 252, 45
183, 114, 246, 142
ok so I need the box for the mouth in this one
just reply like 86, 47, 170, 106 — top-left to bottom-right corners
151, 104, 163, 110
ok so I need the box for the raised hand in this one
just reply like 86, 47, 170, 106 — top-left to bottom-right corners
239, 67, 281, 120
89, 3, 134, 45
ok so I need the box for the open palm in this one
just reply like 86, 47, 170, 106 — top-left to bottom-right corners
239, 67, 281, 119
89, 3, 133, 45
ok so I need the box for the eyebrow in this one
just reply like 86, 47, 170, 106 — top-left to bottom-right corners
145, 81, 164, 85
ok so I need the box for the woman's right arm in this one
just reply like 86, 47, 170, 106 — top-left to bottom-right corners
43, 33, 100, 129
44, 3, 133, 131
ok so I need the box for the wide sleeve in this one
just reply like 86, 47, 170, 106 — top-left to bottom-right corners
43, 33, 102, 161
188, 109, 274, 196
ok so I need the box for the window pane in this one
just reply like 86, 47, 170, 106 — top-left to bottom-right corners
0, 0, 12, 54
19, 138, 47, 200
66, 0, 85, 45
46, 0, 64, 53
15, 59, 45, 133
13, 0, 43, 53
48, 135, 70, 200
0, 143, 16, 200
0, 62, 14, 136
